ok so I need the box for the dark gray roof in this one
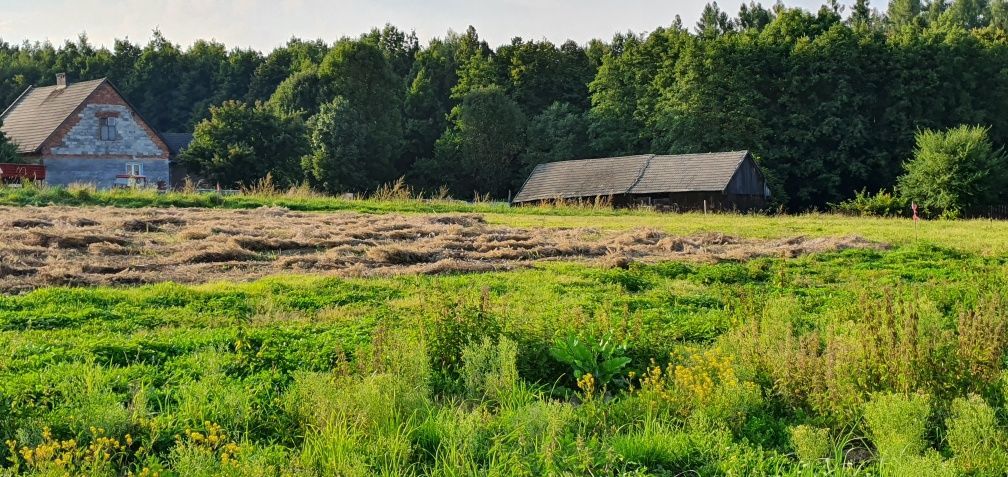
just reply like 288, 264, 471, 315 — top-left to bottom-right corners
161, 132, 193, 156
513, 155, 652, 203
513, 151, 752, 203
0, 78, 107, 153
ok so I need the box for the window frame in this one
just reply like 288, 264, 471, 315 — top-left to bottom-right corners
125, 162, 143, 177
99, 116, 118, 141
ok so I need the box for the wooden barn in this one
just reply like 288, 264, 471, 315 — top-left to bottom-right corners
512, 151, 771, 212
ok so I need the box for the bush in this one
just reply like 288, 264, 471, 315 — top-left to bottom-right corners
0, 118, 21, 163
831, 188, 909, 217
424, 292, 501, 391
945, 394, 1008, 475
460, 336, 523, 406
863, 392, 931, 460
789, 425, 830, 464
897, 125, 1008, 219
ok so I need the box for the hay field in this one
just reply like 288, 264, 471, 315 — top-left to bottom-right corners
0, 205, 880, 292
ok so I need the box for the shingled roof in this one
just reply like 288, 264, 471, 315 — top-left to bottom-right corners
160, 132, 194, 156
513, 151, 755, 203
0, 78, 107, 154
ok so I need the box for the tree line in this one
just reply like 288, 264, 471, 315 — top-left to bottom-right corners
2, 1, 1008, 210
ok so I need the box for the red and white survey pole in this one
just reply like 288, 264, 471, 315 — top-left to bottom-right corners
912, 202, 920, 240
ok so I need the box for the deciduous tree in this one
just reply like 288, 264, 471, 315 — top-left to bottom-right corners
898, 125, 1007, 217
181, 101, 308, 187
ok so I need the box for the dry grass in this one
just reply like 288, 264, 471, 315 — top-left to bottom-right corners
0, 206, 886, 292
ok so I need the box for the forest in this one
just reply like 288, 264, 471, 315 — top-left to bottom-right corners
2, 0, 1008, 210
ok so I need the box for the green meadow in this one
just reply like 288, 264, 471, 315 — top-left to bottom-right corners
0, 188, 1007, 475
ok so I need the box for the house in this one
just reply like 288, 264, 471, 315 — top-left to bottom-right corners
0, 73, 170, 189
512, 151, 771, 212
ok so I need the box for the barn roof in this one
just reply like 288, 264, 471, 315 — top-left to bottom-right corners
513, 151, 753, 203
0, 78, 107, 154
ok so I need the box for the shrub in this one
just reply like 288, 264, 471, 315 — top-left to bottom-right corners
636, 349, 760, 431
460, 336, 524, 406
897, 125, 1008, 219
424, 290, 501, 391
863, 392, 931, 460
945, 394, 1008, 475
0, 119, 21, 164
831, 188, 909, 217
789, 425, 830, 464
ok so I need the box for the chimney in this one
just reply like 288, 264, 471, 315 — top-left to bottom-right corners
55, 73, 67, 89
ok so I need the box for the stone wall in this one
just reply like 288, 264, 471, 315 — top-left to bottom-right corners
43, 156, 170, 189
50, 104, 164, 157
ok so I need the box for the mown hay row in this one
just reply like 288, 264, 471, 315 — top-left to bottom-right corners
0, 205, 886, 292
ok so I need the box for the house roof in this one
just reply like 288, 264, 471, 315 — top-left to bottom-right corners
512, 151, 753, 203
0, 78, 107, 154
160, 132, 194, 156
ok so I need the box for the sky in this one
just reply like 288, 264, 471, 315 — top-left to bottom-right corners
0, 0, 827, 51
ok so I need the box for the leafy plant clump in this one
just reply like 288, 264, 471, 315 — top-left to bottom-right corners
831, 188, 909, 217
549, 332, 631, 391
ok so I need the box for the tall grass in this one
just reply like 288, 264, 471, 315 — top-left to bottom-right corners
0, 180, 636, 217
1, 245, 1007, 474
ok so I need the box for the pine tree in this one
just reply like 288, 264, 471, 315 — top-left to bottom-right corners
696, 2, 735, 37
851, 0, 875, 26
888, 0, 923, 27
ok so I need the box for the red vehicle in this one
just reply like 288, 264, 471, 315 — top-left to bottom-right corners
0, 163, 46, 184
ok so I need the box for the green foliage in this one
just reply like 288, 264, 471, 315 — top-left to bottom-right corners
889, 0, 924, 28
831, 188, 910, 217
182, 100, 308, 187
423, 291, 501, 390
549, 332, 631, 387
460, 336, 531, 409
789, 425, 831, 464
945, 394, 1008, 474
303, 97, 381, 193
863, 392, 932, 459
898, 125, 1008, 218
8, 16, 1008, 206
519, 102, 590, 183
0, 119, 20, 163
422, 85, 526, 197
0, 236, 1006, 474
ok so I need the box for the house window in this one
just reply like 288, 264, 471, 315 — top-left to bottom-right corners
99, 117, 117, 141
126, 162, 143, 177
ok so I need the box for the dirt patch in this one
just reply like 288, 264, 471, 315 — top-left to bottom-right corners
0, 205, 887, 293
